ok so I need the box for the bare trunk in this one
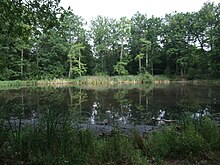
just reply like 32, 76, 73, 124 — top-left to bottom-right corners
79, 54, 81, 77
139, 91, 142, 106
79, 89, 82, 112
145, 52, 148, 71
21, 90, 24, 117
36, 50, 39, 74
139, 58, 142, 73
21, 49, 24, 78
120, 41, 123, 62
68, 60, 72, 78
68, 87, 73, 105
101, 52, 104, 71
145, 96, 149, 111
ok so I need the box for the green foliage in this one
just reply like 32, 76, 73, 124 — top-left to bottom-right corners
68, 43, 87, 78
0, 113, 147, 164
1, 112, 220, 164
147, 126, 177, 160
98, 131, 146, 164
113, 61, 128, 75
139, 72, 153, 83
0, 1, 220, 80
153, 75, 170, 81
74, 75, 152, 85
146, 117, 220, 162
0, 80, 37, 89
175, 123, 209, 158
135, 53, 144, 60
197, 117, 220, 149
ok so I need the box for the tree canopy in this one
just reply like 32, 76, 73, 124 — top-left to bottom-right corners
0, 0, 219, 80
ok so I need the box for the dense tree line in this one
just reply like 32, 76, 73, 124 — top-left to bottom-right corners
0, 0, 219, 80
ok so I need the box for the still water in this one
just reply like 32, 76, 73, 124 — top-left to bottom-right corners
0, 83, 220, 126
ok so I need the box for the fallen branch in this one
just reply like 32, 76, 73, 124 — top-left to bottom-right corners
152, 118, 177, 123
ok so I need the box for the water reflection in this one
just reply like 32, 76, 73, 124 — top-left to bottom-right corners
89, 102, 98, 124
152, 110, 166, 125
191, 107, 211, 120
0, 84, 219, 127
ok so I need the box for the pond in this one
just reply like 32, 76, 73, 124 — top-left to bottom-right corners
0, 83, 220, 129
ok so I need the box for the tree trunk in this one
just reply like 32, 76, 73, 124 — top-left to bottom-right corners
68, 87, 73, 105
21, 90, 24, 115
21, 49, 24, 78
68, 60, 72, 78
145, 96, 149, 111
145, 52, 148, 71
79, 53, 81, 77
36, 49, 39, 75
79, 89, 82, 112
139, 91, 142, 106
120, 40, 123, 62
139, 58, 142, 73
101, 52, 105, 72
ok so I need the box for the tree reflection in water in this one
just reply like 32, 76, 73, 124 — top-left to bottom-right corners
0, 83, 219, 127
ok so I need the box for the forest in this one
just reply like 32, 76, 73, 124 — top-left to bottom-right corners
0, 0, 220, 80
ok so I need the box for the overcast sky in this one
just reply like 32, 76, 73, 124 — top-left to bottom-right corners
60, 0, 219, 20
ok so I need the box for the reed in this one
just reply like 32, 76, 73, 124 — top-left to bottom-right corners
0, 74, 170, 89
0, 80, 37, 88
74, 74, 153, 85
152, 75, 171, 84
0, 79, 75, 89
0, 114, 219, 164
37, 78, 75, 86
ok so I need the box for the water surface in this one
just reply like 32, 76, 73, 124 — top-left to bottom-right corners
0, 83, 219, 126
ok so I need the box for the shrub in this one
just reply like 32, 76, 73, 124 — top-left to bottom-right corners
197, 117, 220, 149
99, 131, 147, 165
175, 123, 209, 159
145, 118, 219, 162
146, 126, 178, 161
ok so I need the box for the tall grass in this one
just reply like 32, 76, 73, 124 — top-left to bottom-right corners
152, 75, 171, 84
37, 78, 75, 86
75, 74, 153, 85
0, 121, 147, 164
0, 79, 76, 89
0, 80, 37, 88
0, 113, 219, 164
145, 117, 220, 162
0, 74, 171, 89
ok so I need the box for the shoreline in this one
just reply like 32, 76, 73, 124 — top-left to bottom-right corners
0, 76, 219, 89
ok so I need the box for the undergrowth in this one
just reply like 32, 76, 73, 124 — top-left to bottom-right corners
0, 115, 219, 164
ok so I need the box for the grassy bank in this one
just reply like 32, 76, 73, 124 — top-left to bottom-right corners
0, 74, 160, 89
0, 80, 37, 88
0, 79, 75, 89
74, 74, 153, 85
74, 74, 171, 85
192, 79, 220, 85
2, 75, 220, 89
0, 116, 219, 164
